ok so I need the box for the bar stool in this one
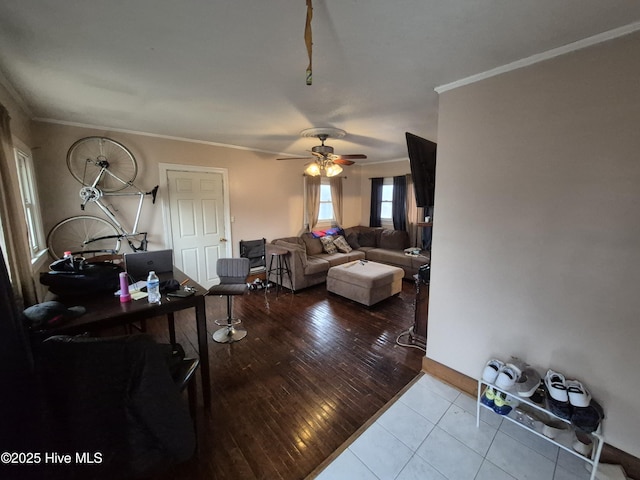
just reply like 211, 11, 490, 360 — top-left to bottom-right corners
208, 257, 250, 343
266, 245, 294, 296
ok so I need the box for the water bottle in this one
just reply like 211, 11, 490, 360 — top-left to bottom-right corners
147, 271, 161, 304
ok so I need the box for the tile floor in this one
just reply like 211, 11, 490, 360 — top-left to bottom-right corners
313, 373, 595, 480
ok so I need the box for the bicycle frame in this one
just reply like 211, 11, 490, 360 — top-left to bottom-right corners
79, 165, 158, 251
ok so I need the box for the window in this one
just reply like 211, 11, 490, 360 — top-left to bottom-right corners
317, 179, 334, 223
15, 147, 46, 262
380, 180, 394, 220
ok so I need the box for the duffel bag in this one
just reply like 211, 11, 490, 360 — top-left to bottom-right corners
40, 262, 124, 296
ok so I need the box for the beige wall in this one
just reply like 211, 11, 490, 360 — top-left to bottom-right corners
31, 122, 365, 256
430, 32, 640, 456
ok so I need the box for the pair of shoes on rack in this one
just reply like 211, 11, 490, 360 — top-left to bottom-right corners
480, 386, 518, 415
482, 357, 527, 390
544, 369, 592, 420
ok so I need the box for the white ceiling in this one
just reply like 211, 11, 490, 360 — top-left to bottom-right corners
1, 1, 640, 163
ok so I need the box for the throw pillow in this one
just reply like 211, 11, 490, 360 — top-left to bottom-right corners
319, 235, 338, 254
358, 230, 377, 247
345, 231, 360, 249
379, 229, 410, 250
301, 233, 324, 255
332, 235, 352, 253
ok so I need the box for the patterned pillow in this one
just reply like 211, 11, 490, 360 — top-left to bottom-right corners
319, 235, 338, 254
332, 235, 352, 253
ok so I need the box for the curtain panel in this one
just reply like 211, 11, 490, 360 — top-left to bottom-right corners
305, 175, 321, 231
392, 175, 407, 231
369, 177, 383, 227
405, 174, 422, 247
0, 104, 37, 307
329, 176, 343, 227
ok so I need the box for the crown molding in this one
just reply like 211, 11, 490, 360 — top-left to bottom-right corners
435, 21, 640, 94
32, 117, 288, 156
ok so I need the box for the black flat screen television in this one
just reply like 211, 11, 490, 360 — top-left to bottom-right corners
405, 132, 437, 207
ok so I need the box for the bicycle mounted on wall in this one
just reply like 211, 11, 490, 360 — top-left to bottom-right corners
47, 137, 158, 259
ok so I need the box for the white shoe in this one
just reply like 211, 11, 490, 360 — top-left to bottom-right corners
482, 359, 504, 383
495, 363, 522, 390
545, 369, 569, 402
566, 379, 592, 407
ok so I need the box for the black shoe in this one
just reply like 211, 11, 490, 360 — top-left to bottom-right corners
572, 399, 604, 433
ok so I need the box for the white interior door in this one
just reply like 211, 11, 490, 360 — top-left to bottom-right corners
166, 169, 229, 289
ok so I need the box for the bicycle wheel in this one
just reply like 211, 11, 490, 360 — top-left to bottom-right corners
67, 136, 138, 192
47, 216, 121, 259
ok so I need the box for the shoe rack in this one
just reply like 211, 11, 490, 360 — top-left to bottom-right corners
476, 380, 604, 480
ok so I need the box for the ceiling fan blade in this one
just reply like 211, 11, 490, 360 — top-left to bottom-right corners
333, 158, 356, 166
276, 156, 314, 161
337, 154, 367, 160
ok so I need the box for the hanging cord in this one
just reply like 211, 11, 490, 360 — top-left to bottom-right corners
305, 0, 313, 85
396, 328, 426, 352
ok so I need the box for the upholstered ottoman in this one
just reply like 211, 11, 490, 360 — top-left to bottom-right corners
327, 260, 404, 306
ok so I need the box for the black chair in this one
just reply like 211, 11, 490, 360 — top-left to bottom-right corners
240, 238, 266, 289
208, 257, 250, 343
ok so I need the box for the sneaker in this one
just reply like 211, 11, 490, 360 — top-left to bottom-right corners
544, 369, 572, 420
572, 436, 593, 456
495, 363, 522, 390
493, 392, 518, 415
529, 382, 546, 405
482, 359, 504, 384
516, 367, 542, 397
544, 369, 569, 402
566, 380, 592, 407
480, 386, 496, 408
571, 399, 604, 433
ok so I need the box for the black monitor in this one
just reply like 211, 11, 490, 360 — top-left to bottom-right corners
405, 132, 437, 208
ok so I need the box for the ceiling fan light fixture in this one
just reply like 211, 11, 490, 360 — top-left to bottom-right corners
325, 163, 343, 177
305, 162, 322, 176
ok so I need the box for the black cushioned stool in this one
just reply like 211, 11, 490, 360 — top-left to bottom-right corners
208, 258, 250, 343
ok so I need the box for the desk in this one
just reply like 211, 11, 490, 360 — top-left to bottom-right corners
36, 269, 211, 409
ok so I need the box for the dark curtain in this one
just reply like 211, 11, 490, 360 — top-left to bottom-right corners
369, 177, 383, 227
392, 175, 407, 231
0, 248, 38, 455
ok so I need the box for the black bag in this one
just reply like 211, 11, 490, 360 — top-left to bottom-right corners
40, 261, 124, 296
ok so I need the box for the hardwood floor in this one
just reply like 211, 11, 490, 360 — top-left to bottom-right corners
149, 279, 424, 480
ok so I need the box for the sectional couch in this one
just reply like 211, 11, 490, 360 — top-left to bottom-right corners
265, 226, 430, 292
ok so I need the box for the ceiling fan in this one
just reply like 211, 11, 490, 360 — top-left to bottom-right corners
278, 127, 367, 177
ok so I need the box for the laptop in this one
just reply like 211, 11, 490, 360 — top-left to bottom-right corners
124, 249, 174, 280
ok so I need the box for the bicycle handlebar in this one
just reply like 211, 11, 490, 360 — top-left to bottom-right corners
148, 185, 159, 204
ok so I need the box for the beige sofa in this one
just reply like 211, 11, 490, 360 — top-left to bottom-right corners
265, 226, 430, 292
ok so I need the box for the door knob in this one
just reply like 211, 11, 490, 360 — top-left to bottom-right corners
220, 237, 228, 242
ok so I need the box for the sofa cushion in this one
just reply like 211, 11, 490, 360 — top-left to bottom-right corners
333, 235, 352, 253
303, 256, 330, 275
274, 239, 308, 268
358, 230, 377, 247
319, 235, 338, 254
379, 229, 410, 250
301, 233, 324, 255
366, 248, 413, 268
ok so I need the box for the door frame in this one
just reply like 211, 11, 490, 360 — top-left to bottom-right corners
158, 163, 232, 260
